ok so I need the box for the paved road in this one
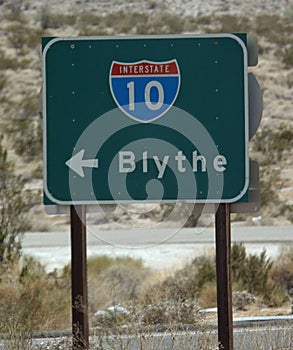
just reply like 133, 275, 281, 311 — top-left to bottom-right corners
22, 226, 293, 272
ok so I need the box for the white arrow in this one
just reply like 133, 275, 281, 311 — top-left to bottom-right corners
65, 149, 99, 177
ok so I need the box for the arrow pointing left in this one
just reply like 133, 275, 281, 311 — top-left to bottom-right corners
65, 149, 99, 177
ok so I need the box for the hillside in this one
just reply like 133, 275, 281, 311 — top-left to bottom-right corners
0, 0, 292, 230
7, 0, 291, 18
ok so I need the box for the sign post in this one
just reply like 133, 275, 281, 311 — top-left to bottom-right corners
215, 204, 233, 350
70, 205, 89, 349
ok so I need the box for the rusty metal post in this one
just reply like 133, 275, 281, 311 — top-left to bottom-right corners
215, 203, 233, 350
70, 205, 89, 349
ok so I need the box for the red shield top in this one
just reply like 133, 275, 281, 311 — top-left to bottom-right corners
111, 60, 179, 76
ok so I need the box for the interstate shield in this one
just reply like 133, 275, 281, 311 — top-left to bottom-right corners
109, 59, 180, 122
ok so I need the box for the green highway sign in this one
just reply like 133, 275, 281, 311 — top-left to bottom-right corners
42, 34, 249, 205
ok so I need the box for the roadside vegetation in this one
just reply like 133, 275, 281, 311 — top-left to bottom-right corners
251, 124, 293, 221
0, 136, 32, 267
1, 244, 292, 337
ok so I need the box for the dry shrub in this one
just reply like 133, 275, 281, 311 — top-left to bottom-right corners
97, 263, 149, 304
270, 245, 293, 293
218, 14, 249, 33
144, 256, 215, 305
87, 254, 119, 276
139, 299, 200, 325
0, 72, 6, 91
232, 290, 256, 311
231, 243, 279, 305
87, 255, 151, 317
198, 283, 217, 309
0, 257, 71, 333
144, 243, 288, 311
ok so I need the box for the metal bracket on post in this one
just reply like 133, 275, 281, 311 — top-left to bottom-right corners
215, 203, 233, 350
70, 205, 89, 350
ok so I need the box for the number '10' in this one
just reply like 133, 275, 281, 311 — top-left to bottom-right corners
127, 81, 164, 111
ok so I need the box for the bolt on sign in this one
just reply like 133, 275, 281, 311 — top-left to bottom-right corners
42, 34, 249, 205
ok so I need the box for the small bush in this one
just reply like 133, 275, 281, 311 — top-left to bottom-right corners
5, 93, 43, 161
7, 23, 28, 49
7, 23, 43, 50
232, 290, 255, 310
254, 15, 292, 46
77, 13, 103, 27
88, 255, 144, 276
0, 136, 32, 267
198, 283, 217, 309
158, 203, 200, 227
259, 168, 280, 206
284, 5, 293, 19
141, 13, 185, 34
231, 243, 279, 305
96, 263, 148, 304
0, 50, 20, 70
252, 124, 293, 164
196, 16, 212, 25
144, 256, 215, 307
77, 11, 186, 35
278, 204, 293, 224
3, 10, 26, 22
270, 245, 293, 292
78, 26, 109, 36
139, 299, 200, 325
255, 15, 279, 37
109, 12, 148, 34
183, 15, 199, 32
11, 116, 43, 161
87, 255, 118, 275
0, 257, 71, 334
282, 45, 293, 67
253, 127, 289, 208
85, 255, 150, 322
195, 259, 216, 292
41, 11, 77, 29
287, 72, 293, 88
0, 73, 6, 91
6, 0, 23, 15
40, 5, 77, 29
218, 14, 250, 33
